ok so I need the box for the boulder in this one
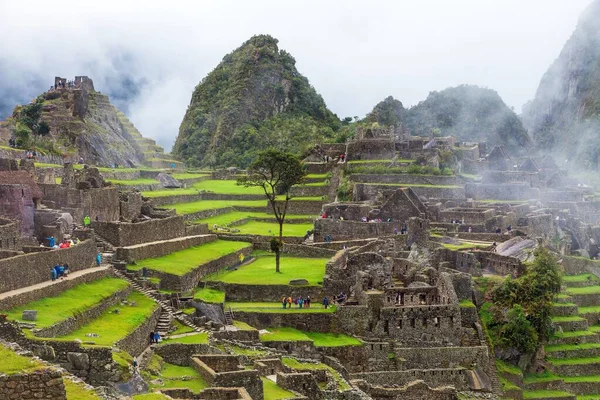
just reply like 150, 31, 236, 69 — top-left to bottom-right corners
67, 352, 90, 370
22, 310, 37, 321
157, 173, 181, 189
289, 279, 309, 285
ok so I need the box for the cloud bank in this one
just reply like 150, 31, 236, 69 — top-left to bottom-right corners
0, 0, 591, 150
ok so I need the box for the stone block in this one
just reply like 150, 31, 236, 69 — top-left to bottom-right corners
22, 310, 38, 321
289, 279, 309, 285
67, 352, 90, 370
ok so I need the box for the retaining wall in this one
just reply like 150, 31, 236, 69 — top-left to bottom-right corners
92, 215, 186, 246
116, 234, 217, 262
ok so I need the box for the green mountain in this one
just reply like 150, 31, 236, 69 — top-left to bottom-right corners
365, 96, 406, 127
522, 0, 600, 169
404, 85, 531, 152
173, 35, 341, 168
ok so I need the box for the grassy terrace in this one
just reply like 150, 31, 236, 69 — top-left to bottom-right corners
195, 287, 226, 303
161, 332, 209, 345
169, 200, 268, 213
206, 253, 328, 285
282, 357, 350, 391
196, 211, 315, 226
0, 344, 43, 375
441, 242, 488, 251
262, 377, 296, 400
232, 221, 314, 236
260, 327, 361, 347
4, 278, 129, 327
170, 172, 210, 179
129, 240, 252, 275
563, 274, 599, 283
150, 363, 208, 393
566, 285, 600, 295
57, 291, 158, 345
226, 302, 337, 313
64, 379, 102, 400
106, 178, 160, 185
522, 390, 574, 399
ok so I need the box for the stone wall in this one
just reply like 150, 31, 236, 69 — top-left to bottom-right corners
562, 256, 600, 277
465, 183, 540, 201
394, 346, 489, 370
475, 252, 523, 277
347, 139, 395, 160
290, 185, 328, 197
116, 234, 217, 262
314, 219, 399, 242
0, 368, 66, 400
192, 355, 264, 400
186, 223, 211, 236
0, 238, 97, 294
269, 200, 324, 215
92, 215, 186, 246
354, 183, 465, 202
351, 368, 470, 390
35, 286, 132, 338
350, 174, 460, 186
233, 311, 333, 332
154, 343, 220, 366
39, 184, 120, 222
0, 218, 21, 250
0, 184, 35, 237
116, 304, 161, 356
206, 281, 326, 303
277, 371, 323, 399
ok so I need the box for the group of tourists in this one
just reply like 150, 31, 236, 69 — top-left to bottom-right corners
44, 236, 81, 249
394, 226, 407, 235
25, 150, 37, 159
50, 263, 69, 281
281, 295, 313, 309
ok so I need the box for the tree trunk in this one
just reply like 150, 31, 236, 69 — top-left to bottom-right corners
275, 247, 281, 273
276, 221, 283, 273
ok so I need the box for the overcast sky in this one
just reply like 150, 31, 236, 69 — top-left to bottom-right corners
0, 0, 592, 150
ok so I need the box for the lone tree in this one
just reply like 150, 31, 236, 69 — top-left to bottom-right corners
238, 150, 306, 272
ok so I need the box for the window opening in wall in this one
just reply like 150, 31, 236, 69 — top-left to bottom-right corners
449, 316, 454, 327
398, 319, 402, 329
419, 294, 426, 304
434, 317, 439, 328
422, 318, 427, 328
384, 320, 389, 334
410, 318, 415, 328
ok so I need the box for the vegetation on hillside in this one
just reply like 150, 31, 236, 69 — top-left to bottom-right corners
480, 248, 562, 355
174, 35, 341, 168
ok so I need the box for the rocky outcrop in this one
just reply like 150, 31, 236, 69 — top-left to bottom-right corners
522, 0, 600, 169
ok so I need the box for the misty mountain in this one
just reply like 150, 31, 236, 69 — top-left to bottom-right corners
173, 35, 341, 168
522, 0, 600, 169
403, 85, 531, 153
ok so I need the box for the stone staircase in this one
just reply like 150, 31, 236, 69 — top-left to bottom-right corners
155, 310, 173, 337
112, 268, 203, 335
224, 307, 234, 326
93, 232, 116, 265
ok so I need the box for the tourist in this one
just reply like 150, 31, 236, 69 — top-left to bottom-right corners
133, 359, 138, 371
323, 296, 329, 309
149, 331, 155, 344
96, 253, 102, 266
63, 263, 69, 277
239, 253, 245, 264
83, 215, 91, 228
306, 295, 310, 308
495, 227, 501, 234
51, 267, 57, 281
281, 296, 287, 309
46, 236, 55, 248
287, 296, 292, 309
153, 332, 161, 343
394, 227, 398, 235
507, 225, 512, 232
321, 212, 327, 219
468, 226, 472, 233
58, 264, 65, 279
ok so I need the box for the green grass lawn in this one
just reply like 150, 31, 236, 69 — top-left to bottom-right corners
459, 299, 476, 308
166, 200, 268, 214
546, 343, 600, 352
307, 173, 329, 179
233, 221, 314, 237
207, 254, 327, 285
65, 379, 102, 400
282, 357, 350, 391
171, 173, 210, 180
132, 394, 173, 400
522, 390, 574, 399
196, 211, 315, 227
347, 159, 395, 164
233, 320, 256, 330
191, 180, 266, 195
170, 320, 196, 335
4, 277, 129, 327
260, 327, 361, 347
0, 344, 43, 375
551, 316, 587, 322
442, 242, 488, 251
195, 287, 226, 303
129, 240, 252, 275
495, 359, 522, 376
226, 302, 336, 313
161, 332, 208, 345
262, 377, 296, 400
150, 363, 208, 393
566, 286, 600, 295
548, 356, 600, 365
106, 178, 160, 186
579, 305, 600, 313
57, 291, 158, 346
563, 274, 600, 283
